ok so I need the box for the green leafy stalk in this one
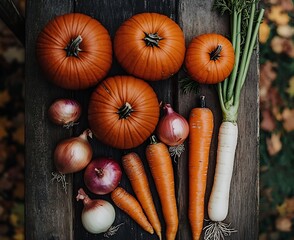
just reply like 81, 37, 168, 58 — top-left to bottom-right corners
214, 0, 264, 122
226, 11, 242, 103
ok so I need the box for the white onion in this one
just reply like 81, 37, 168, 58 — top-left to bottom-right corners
76, 188, 115, 234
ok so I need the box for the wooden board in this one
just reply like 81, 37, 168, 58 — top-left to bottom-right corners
25, 0, 259, 239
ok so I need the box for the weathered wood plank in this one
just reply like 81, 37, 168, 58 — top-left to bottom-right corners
72, 1, 177, 239
177, 1, 259, 239
176, 2, 228, 239
25, 1, 75, 240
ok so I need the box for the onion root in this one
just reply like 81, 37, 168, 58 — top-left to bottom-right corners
51, 172, 68, 193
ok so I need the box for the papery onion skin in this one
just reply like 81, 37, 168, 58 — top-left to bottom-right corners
76, 188, 115, 234
54, 129, 93, 174
84, 157, 122, 195
156, 104, 189, 146
48, 98, 81, 127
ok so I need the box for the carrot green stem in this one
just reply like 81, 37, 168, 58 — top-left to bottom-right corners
214, 0, 264, 123
221, 7, 237, 104
233, 3, 256, 106
240, 8, 265, 89
222, 78, 228, 103
217, 83, 226, 114
226, 11, 242, 103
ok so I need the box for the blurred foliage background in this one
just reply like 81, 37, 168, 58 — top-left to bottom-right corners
0, 0, 293, 239
259, 0, 294, 239
0, 0, 25, 239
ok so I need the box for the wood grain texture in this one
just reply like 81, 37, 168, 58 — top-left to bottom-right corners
25, 0, 259, 239
177, 0, 259, 239
25, 1, 74, 240
72, 1, 176, 239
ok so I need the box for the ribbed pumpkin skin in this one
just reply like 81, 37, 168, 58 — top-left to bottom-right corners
88, 76, 160, 149
36, 13, 112, 90
185, 33, 235, 84
114, 13, 185, 81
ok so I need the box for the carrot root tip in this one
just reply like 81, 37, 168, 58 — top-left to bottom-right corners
169, 143, 185, 161
203, 221, 237, 240
103, 222, 125, 238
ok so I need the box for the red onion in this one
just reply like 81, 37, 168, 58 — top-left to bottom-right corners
84, 157, 122, 195
76, 188, 115, 234
48, 98, 81, 128
54, 129, 93, 174
156, 103, 189, 146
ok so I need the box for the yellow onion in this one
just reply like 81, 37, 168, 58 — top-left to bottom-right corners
54, 129, 92, 174
48, 98, 81, 128
156, 104, 189, 146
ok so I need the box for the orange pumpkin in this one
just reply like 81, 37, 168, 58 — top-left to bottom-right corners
36, 13, 112, 90
88, 75, 160, 149
185, 33, 235, 84
114, 13, 185, 81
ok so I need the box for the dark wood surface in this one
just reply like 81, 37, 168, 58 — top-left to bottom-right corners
25, 0, 259, 239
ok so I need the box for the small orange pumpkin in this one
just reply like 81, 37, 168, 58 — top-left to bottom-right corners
88, 75, 160, 149
185, 33, 235, 84
114, 13, 185, 81
36, 13, 112, 90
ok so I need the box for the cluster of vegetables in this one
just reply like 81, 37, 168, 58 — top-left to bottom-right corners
36, 1, 264, 239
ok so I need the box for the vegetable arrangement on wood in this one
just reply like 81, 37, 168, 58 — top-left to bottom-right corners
35, 1, 263, 238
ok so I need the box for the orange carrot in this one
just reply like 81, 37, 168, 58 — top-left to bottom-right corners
145, 136, 178, 240
122, 152, 162, 240
111, 186, 154, 235
188, 96, 214, 240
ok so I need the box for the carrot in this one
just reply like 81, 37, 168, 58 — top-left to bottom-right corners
111, 186, 154, 235
188, 96, 214, 240
145, 136, 178, 240
122, 152, 162, 240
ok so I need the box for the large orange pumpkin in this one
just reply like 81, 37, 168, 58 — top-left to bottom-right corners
88, 75, 160, 149
114, 13, 185, 81
185, 33, 235, 84
36, 13, 112, 90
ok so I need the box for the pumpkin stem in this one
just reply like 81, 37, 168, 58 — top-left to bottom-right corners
117, 102, 133, 119
210, 44, 222, 61
65, 35, 83, 57
143, 32, 163, 47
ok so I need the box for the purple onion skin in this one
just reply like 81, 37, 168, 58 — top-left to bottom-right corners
84, 157, 122, 195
